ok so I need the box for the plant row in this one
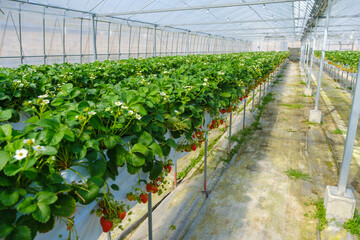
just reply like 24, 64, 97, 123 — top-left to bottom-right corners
0, 51, 288, 239
314, 50, 360, 73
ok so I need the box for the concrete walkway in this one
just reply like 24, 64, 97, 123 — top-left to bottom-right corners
124, 62, 358, 240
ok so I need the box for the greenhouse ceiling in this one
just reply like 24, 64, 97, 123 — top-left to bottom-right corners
2, 0, 360, 42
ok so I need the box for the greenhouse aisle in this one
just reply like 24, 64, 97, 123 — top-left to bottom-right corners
124, 62, 357, 240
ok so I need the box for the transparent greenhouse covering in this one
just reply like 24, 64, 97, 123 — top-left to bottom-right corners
0, 0, 360, 67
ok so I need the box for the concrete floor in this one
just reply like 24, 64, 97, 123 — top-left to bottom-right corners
118, 62, 360, 240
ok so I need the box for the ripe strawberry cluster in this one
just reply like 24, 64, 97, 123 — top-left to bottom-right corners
97, 199, 127, 232
126, 163, 172, 205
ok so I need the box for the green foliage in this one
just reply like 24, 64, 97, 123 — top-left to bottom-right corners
285, 168, 310, 181
331, 128, 345, 135
343, 209, 360, 237
315, 50, 360, 73
0, 52, 288, 239
280, 103, 305, 109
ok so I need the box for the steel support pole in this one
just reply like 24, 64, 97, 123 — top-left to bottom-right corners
337, 57, 360, 195
137, 27, 141, 58
18, 6, 23, 64
159, 30, 163, 56
153, 25, 157, 57
307, 36, 316, 89
229, 112, 232, 151
107, 22, 110, 60
243, 98, 247, 131
42, 8, 46, 64
251, 88, 255, 116
314, 0, 332, 111
91, 14, 98, 60
147, 193, 153, 240
174, 160, 177, 188
62, 17, 66, 63
186, 31, 189, 55
107, 231, 111, 240
204, 133, 208, 192
165, 31, 169, 55
305, 40, 311, 81
119, 25, 123, 59
145, 27, 149, 58
80, 18, 83, 63
128, 26, 132, 59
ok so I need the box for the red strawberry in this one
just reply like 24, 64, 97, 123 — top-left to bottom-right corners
229, 106, 232, 110
199, 125, 202, 129
151, 186, 158, 194
166, 165, 171, 173
240, 97, 243, 101
118, 210, 126, 220
210, 125, 214, 130
127, 193, 134, 201
208, 123, 212, 128
146, 183, 153, 193
191, 144, 197, 151
185, 149, 189, 152
227, 109, 231, 113
102, 208, 107, 215
220, 120, 224, 124
192, 134, 196, 138
140, 193, 148, 204
217, 124, 219, 128
100, 217, 113, 233
212, 120, 216, 125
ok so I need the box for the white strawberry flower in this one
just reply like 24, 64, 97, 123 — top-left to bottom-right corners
33, 145, 45, 151
121, 105, 128, 109
135, 113, 142, 120
23, 138, 35, 146
115, 101, 123, 106
41, 99, 50, 105
203, 83, 207, 86
174, 110, 179, 115
19, 83, 24, 87
105, 107, 111, 111
75, 115, 79, 119
38, 94, 49, 99
88, 111, 96, 116
14, 149, 28, 160
204, 78, 208, 82
160, 92, 166, 97
14, 80, 21, 83
27, 100, 32, 104
128, 110, 134, 115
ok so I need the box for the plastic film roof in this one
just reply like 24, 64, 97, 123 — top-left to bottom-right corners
3, 0, 360, 42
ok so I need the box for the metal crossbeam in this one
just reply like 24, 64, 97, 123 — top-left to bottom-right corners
98, 0, 306, 17
200, 24, 360, 32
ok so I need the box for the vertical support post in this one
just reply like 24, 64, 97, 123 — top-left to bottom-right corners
314, 0, 332, 112
186, 31, 190, 55
18, 5, 23, 64
153, 25, 157, 57
118, 25, 122, 59
42, 7, 46, 64
337, 58, 360, 194
145, 27, 149, 58
174, 160, 177, 188
159, 30, 163, 56
80, 18, 83, 63
137, 27, 141, 58
107, 22, 110, 60
251, 88, 255, 117
165, 31, 169, 56
307, 35, 316, 90
175, 32, 179, 56
91, 14, 97, 60
204, 133, 208, 193
207, 36, 211, 54
147, 193, 153, 240
243, 98, 247, 130
62, 16, 66, 63
128, 25, 132, 59
305, 40, 311, 81
107, 231, 111, 240
229, 112, 232, 151
259, 83, 262, 104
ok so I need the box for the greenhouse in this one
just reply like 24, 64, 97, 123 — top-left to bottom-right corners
0, 0, 360, 239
